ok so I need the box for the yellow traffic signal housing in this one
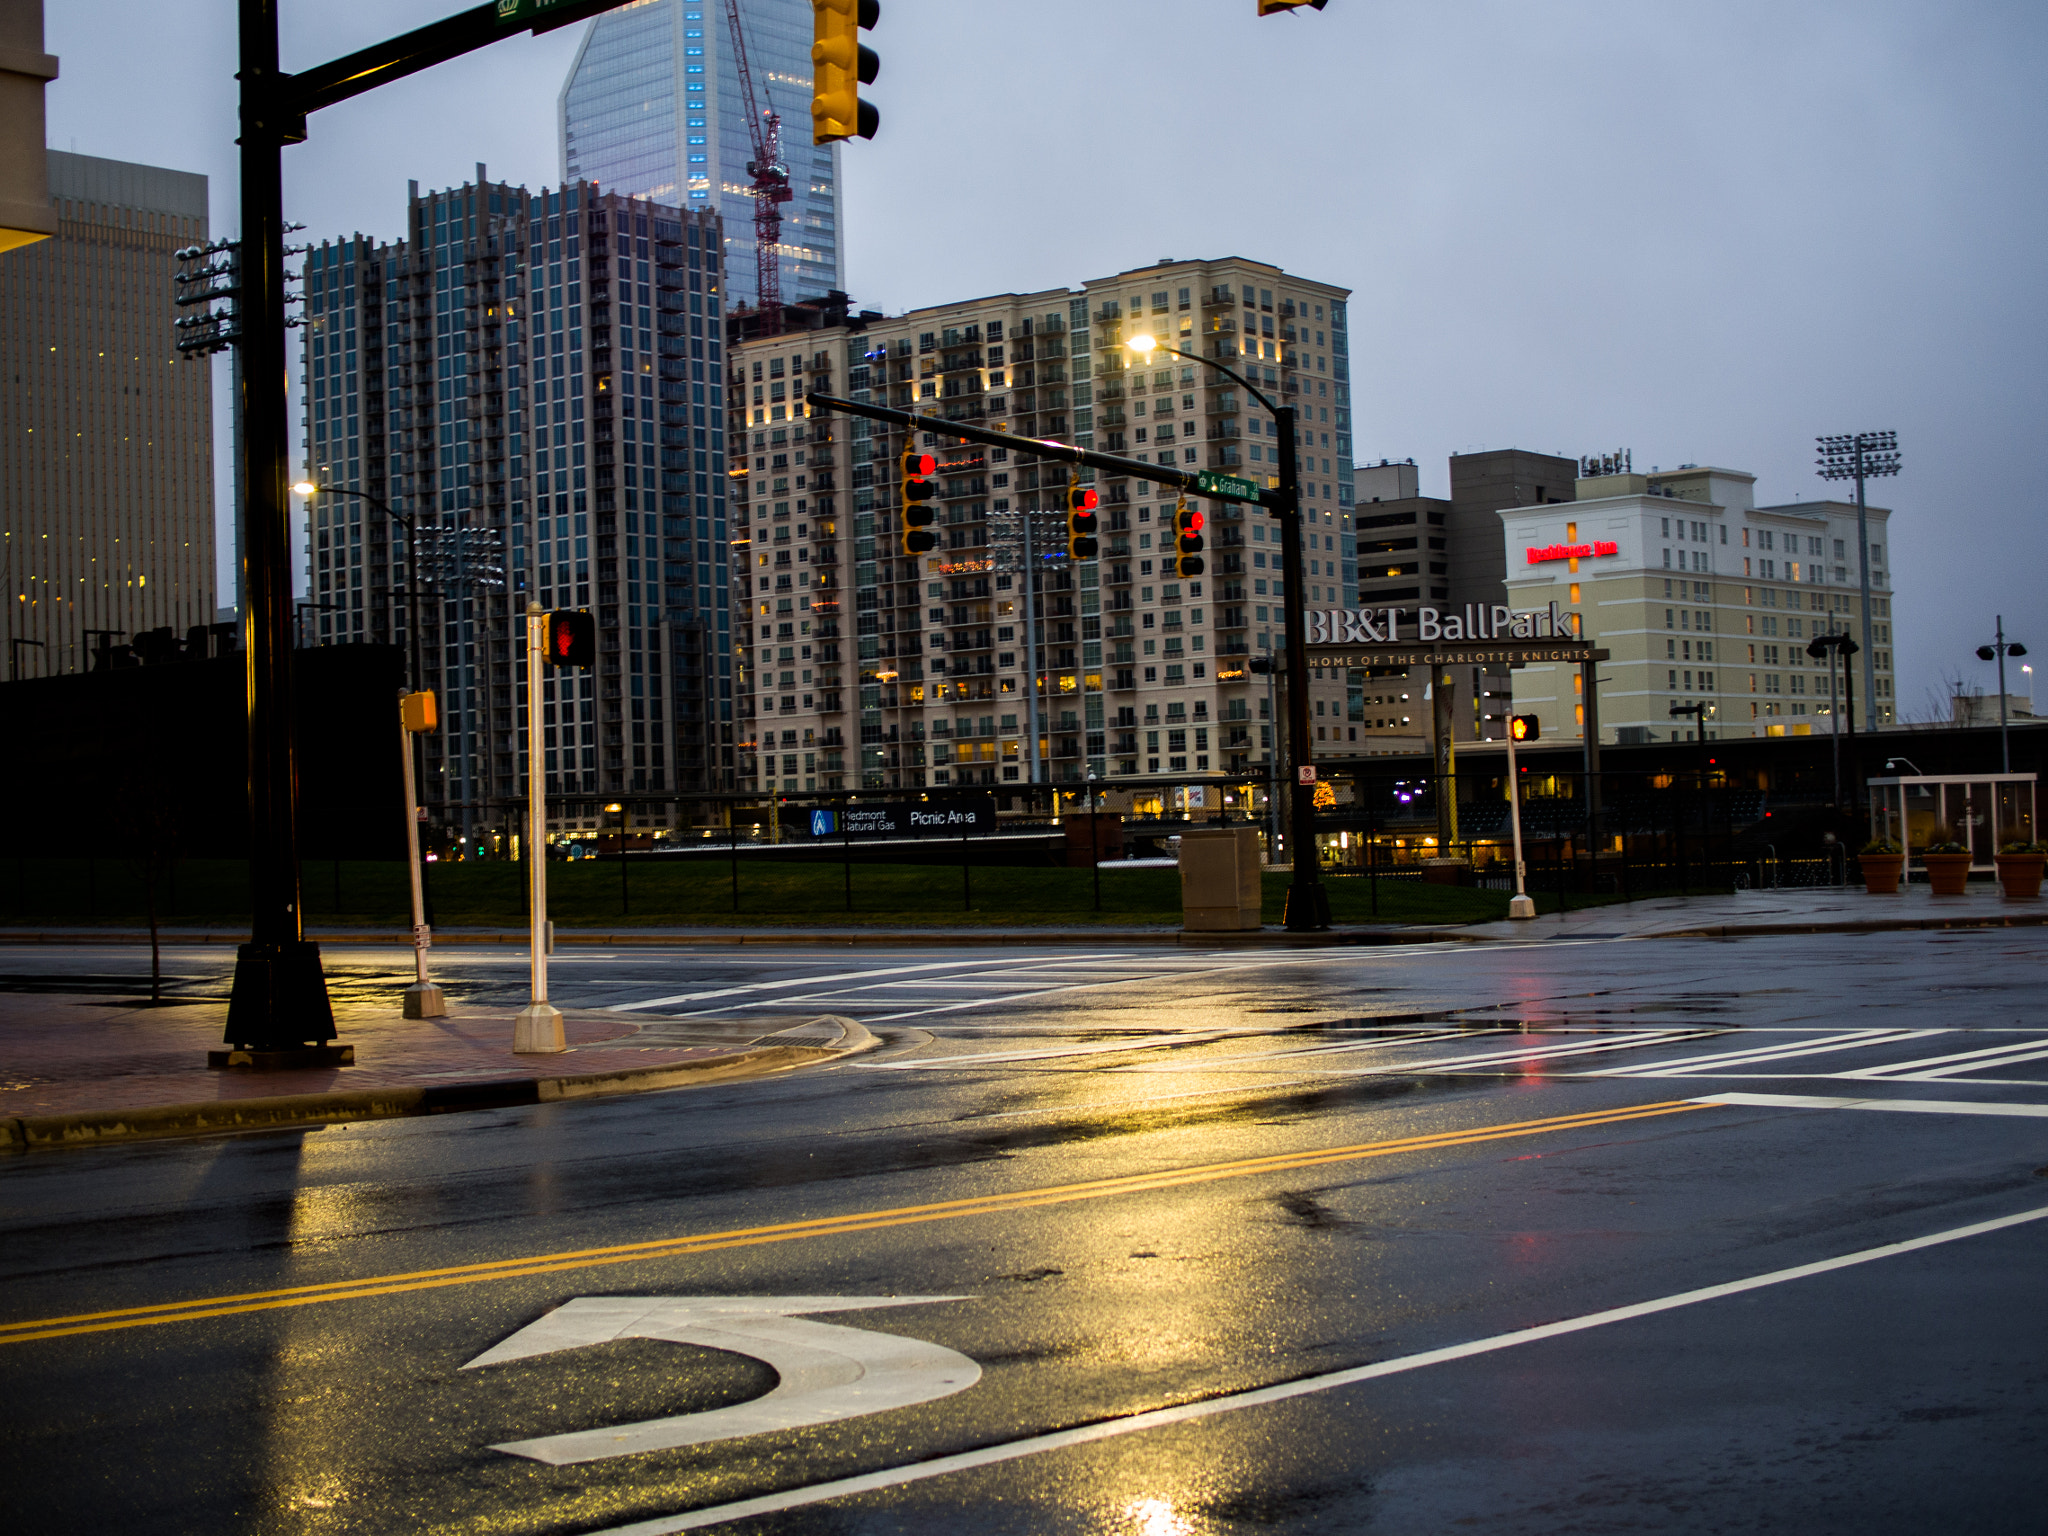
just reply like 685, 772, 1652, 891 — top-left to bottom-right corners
1172, 501, 1205, 578
1509, 713, 1540, 743
812, 0, 879, 144
900, 447, 939, 555
1066, 483, 1099, 560
400, 690, 438, 733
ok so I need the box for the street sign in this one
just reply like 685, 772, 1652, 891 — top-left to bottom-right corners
1195, 470, 1261, 503
1298, 766, 1317, 785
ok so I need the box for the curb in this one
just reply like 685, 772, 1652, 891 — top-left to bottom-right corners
0, 1016, 877, 1153
0, 927, 1467, 949
1636, 911, 2048, 940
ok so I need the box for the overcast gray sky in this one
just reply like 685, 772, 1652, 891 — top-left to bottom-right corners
44, 0, 2048, 722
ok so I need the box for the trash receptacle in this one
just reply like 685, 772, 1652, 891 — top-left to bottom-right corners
1179, 826, 1263, 931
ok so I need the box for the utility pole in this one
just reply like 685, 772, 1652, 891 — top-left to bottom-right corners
219, 0, 644, 1058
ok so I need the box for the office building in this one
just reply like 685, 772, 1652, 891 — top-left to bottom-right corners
1501, 463, 1897, 741
560, 0, 842, 311
300, 176, 734, 847
1, 151, 214, 678
725, 256, 1359, 804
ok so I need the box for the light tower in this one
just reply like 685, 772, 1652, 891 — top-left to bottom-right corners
1816, 431, 1899, 728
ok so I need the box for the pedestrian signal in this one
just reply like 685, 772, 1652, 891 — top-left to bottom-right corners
547, 610, 597, 669
1509, 714, 1539, 743
400, 690, 438, 733
1173, 500, 1205, 578
1066, 482, 1099, 560
900, 448, 939, 555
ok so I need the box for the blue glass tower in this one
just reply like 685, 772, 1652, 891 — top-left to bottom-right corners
560, 0, 843, 312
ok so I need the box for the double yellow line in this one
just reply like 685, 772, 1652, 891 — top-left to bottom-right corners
1, 1099, 1711, 1347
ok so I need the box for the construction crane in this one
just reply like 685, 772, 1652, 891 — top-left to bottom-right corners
724, 0, 793, 335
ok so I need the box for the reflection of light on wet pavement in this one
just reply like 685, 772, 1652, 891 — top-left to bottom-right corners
1125, 1497, 1197, 1535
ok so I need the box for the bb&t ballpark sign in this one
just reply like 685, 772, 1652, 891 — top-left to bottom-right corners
1302, 601, 1607, 669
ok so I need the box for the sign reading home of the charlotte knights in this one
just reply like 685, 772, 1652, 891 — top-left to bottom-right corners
1302, 600, 1607, 669
822, 796, 996, 838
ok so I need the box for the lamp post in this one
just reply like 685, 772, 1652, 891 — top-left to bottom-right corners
1816, 431, 1899, 728
1124, 334, 1326, 930
1975, 617, 2029, 775
294, 481, 429, 701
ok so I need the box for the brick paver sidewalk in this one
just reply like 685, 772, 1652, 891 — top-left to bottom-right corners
0, 993, 759, 1120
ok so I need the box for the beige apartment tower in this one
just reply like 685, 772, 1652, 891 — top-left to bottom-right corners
726, 258, 1361, 806
1, 151, 214, 677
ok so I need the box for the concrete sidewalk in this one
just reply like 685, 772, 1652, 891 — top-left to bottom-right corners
0, 994, 871, 1151
1453, 880, 2045, 942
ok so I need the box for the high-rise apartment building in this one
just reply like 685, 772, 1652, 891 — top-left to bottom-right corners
560, 0, 842, 311
1502, 464, 1898, 741
726, 257, 1360, 804
299, 177, 734, 847
1, 151, 214, 677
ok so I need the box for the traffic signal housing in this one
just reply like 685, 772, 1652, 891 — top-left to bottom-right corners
546, 610, 597, 669
812, 0, 879, 145
900, 448, 938, 555
1257, 0, 1329, 13
1509, 714, 1539, 743
1172, 501, 1205, 578
1066, 482, 1099, 560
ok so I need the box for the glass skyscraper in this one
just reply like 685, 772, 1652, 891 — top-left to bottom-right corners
560, 0, 843, 312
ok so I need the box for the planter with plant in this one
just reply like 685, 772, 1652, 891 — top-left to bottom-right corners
1858, 838, 1904, 895
1994, 839, 2046, 900
1920, 826, 1973, 895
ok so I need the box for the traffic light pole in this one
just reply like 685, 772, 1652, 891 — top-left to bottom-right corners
807, 381, 1329, 930
221, 0, 640, 1057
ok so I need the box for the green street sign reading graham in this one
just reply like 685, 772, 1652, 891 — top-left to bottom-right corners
1195, 470, 1261, 503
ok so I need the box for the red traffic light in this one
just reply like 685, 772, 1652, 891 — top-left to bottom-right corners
903, 451, 936, 478
1068, 486, 1098, 513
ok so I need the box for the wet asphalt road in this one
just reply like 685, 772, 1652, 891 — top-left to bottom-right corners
2, 928, 2046, 1534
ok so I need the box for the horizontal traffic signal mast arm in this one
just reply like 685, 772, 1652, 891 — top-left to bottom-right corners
804, 390, 1281, 510
288, 0, 638, 119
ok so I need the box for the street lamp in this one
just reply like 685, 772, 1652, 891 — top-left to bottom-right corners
1974, 616, 2029, 773
1125, 332, 1327, 929
1815, 431, 1899, 727
295, 480, 431, 700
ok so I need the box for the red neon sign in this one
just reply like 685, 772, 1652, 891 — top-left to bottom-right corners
1526, 541, 1617, 564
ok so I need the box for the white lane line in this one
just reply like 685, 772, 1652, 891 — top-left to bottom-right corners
1588, 1029, 1941, 1078
590, 1203, 2048, 1534
1837, 1040, 2048, 1082
605, 958, 1124, 1014
1106, 1030, 1504, 1074
1301, 1029, 1710, 1078
857, 957, 1312, 1024
853, 1030, 1252, 1070
1693, 1091, 2048, 1119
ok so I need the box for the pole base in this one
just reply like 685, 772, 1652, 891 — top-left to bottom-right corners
403, 983, 447, 1020
1282, 879, 1332, 931
514, 1002, 566, 1055
1508, 895, 1538, 920
224, 940, 336, 1051
208, 1044, 354, 1071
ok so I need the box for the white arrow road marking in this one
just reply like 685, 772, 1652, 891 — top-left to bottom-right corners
463, 1295, 979, 1465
